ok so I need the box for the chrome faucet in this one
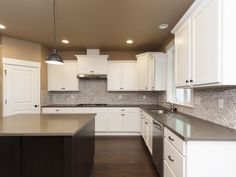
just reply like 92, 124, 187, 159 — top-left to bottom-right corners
160, 102, 177, 113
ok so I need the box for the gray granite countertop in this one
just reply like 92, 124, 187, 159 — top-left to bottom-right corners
0, 114, 95, 136
42, 104, 236, 141
141, 105, 236, 141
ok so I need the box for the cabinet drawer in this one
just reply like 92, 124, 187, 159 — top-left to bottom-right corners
106, 107, 139, 113
164, 139, 185, 177
42, 108, 74, 114
164, 161, 176, 177
73, 108, 93, 113
164, 127, 185, 155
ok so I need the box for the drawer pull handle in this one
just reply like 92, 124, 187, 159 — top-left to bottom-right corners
121, 109, 125, 111
168, 156, 174, 162
168, 136, 174, 141
55, 109, 60, 112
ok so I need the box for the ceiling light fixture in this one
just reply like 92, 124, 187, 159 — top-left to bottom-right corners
159, 24, 169, 29
126, 40, 134, 44
62, 39, 70, 44
46, 0, 63, 65
0, 24, 6, 29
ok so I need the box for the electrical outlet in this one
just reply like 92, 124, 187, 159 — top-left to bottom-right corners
143, 95, 146, 100
119, 95, 122, 100
219, 99, 224, 109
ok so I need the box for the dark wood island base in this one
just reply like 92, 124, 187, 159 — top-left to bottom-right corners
0, 116, 95, 177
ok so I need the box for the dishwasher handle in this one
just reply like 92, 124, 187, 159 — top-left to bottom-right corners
153, 121, 163, 129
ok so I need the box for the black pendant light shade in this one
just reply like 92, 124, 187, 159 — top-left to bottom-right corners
46, 49, 63, 65
46, 0, 63, 65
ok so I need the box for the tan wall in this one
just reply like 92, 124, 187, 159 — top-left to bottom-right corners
58, 50, 143, 60
40, 46, 49, 90
2, 36, 41, 61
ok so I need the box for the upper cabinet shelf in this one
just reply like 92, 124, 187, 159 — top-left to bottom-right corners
172, 0, 236, 87
76, 55, 109, 75
136, 52, 167, 91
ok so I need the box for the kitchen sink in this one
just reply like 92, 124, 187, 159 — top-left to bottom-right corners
149, 109, 168, 114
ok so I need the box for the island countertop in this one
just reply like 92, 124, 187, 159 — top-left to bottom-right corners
0, 114, 96, 136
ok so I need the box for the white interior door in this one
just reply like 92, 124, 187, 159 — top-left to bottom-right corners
4, 63, 40, 116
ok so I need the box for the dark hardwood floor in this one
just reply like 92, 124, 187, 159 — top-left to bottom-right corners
89, 136, 160, 177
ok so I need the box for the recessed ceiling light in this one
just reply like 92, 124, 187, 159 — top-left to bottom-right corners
62, 39, 70, 44
159, 24, 169, 29
0, 24, 6, 29
126, 40, 134, 44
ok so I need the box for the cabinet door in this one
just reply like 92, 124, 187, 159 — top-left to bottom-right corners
107, 113, 123, 132
107, 63, 123, 91
192, 0, 220, 85
77, 56, 107, 75
175, 20, 191, 87
95, 113, 109, 132
123, 113, 140, 132
63, 61, 79, 91
48, 61, 78, 91
155, 54, 167, 91
148, 56, 155, 90
148, 122, 153, 154
48, 64, 64, 91
137, 55, 148, 90
123, 63, 137, 91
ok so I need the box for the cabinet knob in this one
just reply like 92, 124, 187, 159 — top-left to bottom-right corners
168, 156, 174, 162
121, 114, 125, 116
185, 80, 189, 83
90, 70, 94, 73
61, 88, 65, 90
190, 80, 193, 83
168, 136, 174, 141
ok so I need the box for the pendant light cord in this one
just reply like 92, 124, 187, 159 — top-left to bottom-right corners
53, 0, 56, 48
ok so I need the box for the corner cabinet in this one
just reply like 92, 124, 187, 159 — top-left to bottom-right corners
76, 55, 108, 75
48, 60, 79, 91
172, 0, 236, 87
136, 52, 166, 91
107, 61, 137, 91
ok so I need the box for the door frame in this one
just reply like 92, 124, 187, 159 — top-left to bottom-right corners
2, 58, 41, 116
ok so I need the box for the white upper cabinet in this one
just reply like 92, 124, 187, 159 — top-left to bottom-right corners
191, 0, 220, 85
76, 55, 108, 75
48, 60, 79, 91
175, 20, 192, 87
172, 0, 236, 87
107, 61, 137, 91
136, 52, 166, 91
137, 54, 148, 91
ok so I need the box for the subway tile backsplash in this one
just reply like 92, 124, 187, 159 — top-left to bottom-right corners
46, 79, 163, 105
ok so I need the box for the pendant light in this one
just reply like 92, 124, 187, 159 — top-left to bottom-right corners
46, 0, 63, 65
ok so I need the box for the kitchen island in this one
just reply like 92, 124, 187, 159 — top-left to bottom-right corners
0, 114, 95, 177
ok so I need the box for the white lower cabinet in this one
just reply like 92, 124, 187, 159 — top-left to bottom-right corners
140, 109, 153, 154
164, 127, 236, 177
42, 107, 140, 135
95, 113, 109, 132
164, 161, 176, 177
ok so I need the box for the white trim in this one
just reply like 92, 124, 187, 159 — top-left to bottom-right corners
2, 58, 41, 68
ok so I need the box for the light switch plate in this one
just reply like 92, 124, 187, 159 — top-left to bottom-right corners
219, 99, 224, 109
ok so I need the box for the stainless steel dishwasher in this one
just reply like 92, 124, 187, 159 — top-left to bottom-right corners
152, 119, 164, 177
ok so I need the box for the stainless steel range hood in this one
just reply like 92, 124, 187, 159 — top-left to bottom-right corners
77, 74, 107, 79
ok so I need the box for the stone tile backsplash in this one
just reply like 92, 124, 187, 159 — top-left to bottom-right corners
158, 87, 236, 130
45, 79, 236, 130
47, 79, 163, 105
